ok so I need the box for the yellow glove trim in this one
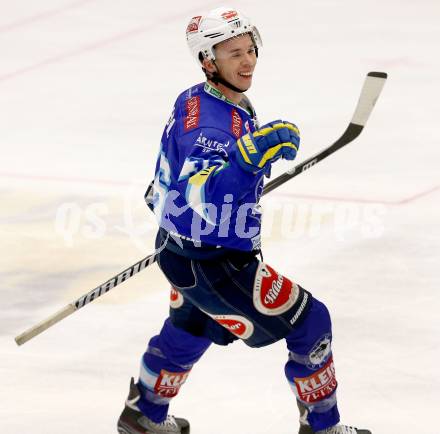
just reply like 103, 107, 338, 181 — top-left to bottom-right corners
253, 122, 300, 138
257, 142, 298, 168
237, 136, 253, 165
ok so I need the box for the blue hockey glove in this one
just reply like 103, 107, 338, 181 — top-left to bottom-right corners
235, 120, 300, 175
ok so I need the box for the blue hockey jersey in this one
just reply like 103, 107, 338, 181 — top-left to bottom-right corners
152, 82, 264, 252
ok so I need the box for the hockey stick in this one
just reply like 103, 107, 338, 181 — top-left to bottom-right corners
263, 71, 387, 194
14, 71, 387, 346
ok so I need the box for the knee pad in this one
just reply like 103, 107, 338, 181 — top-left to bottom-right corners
149, 318, 211, 367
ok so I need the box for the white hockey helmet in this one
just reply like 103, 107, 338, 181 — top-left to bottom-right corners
186, 7, 263, 64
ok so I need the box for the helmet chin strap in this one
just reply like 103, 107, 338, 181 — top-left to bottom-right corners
204, 63, 247, 94
209, 72, 246, 94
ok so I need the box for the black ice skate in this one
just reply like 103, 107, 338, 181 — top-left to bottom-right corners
117, 378, 190, 434
297, 401, 371, 434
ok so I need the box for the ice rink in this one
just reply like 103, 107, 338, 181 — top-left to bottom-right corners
1, 1, 439, 433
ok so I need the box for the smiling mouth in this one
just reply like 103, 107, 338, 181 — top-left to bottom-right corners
238, 72, 253, 78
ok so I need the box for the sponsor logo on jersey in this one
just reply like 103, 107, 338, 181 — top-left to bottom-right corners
170, 287, 184, 309
308, 334, 332, 368
207, 85, 223, 99
204, 82, 235, 105
293, 356, 337, 404
186, 16, 202, 35
154, 369, 191, 397
253, 263, 299, 316
184, 96, 200, 131
221, 10, 238, 21
231, 109, 242, 138
195, 131, 230, 156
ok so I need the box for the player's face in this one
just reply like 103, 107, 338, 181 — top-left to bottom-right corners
213, 34, 257, 91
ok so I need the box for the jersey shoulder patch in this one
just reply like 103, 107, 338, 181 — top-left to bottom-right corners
175, 83, 250, 139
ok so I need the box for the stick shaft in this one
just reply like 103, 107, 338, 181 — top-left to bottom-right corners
263, 72, 387, 195
15, 304, 76, 345
15, 250, 159, 346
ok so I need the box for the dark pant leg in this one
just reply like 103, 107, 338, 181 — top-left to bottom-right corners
158, 245, 311, 348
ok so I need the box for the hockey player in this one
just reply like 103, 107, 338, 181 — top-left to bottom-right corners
117, 7, 371, 434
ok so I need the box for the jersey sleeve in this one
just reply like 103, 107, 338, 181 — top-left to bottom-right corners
176, 126, 257, 225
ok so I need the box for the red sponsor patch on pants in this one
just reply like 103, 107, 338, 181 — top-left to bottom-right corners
202, 311, 254, 340
215, 315, 253, 339
294, 356, 337, 403
170, 287, 184, 309
253, 263, 300, 315
154, 369, 191, 398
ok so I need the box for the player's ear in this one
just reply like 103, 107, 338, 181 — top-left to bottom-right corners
202, 58, 216, 73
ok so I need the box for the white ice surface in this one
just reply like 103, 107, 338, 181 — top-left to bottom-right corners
1, 1, 439, 433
